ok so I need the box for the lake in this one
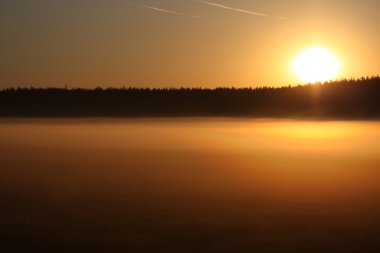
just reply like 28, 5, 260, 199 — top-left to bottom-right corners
1, 119, 380, 252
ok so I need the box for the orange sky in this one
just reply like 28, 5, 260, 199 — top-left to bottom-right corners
0, 0, 379, 88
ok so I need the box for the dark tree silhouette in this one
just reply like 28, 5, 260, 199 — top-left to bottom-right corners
0, 77, 379, 118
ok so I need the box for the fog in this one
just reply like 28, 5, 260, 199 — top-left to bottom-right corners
1, 119, 380, 252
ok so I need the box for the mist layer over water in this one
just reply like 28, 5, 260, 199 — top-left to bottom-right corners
1, 119, 380, 252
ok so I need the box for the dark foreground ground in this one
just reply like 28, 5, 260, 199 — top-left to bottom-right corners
0, 77, 379, 118
1, 119, 380, 252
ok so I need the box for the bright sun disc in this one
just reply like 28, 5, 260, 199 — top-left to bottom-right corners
293, 47, 340, 83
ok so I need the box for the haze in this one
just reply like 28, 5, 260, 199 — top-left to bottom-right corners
1, 0, 379, 88
2, 119, 380, 252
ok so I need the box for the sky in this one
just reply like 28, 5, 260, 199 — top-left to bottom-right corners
0, 0, 379, 88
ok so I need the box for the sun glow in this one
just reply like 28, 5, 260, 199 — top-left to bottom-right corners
292, 47, 340, 83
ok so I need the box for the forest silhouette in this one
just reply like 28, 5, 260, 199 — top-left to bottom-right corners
0, 77, 379, 118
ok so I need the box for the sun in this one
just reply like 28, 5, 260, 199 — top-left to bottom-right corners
292, 47, 340, 83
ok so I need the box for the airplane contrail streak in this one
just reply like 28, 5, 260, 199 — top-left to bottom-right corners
128, 2, 199, 18
195, 0, 267, 17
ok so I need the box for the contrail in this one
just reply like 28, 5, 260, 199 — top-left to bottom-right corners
195, 0, 267, 17
128, 2, 199, 18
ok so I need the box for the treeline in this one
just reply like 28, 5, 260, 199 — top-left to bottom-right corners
0, 77, 379, 118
